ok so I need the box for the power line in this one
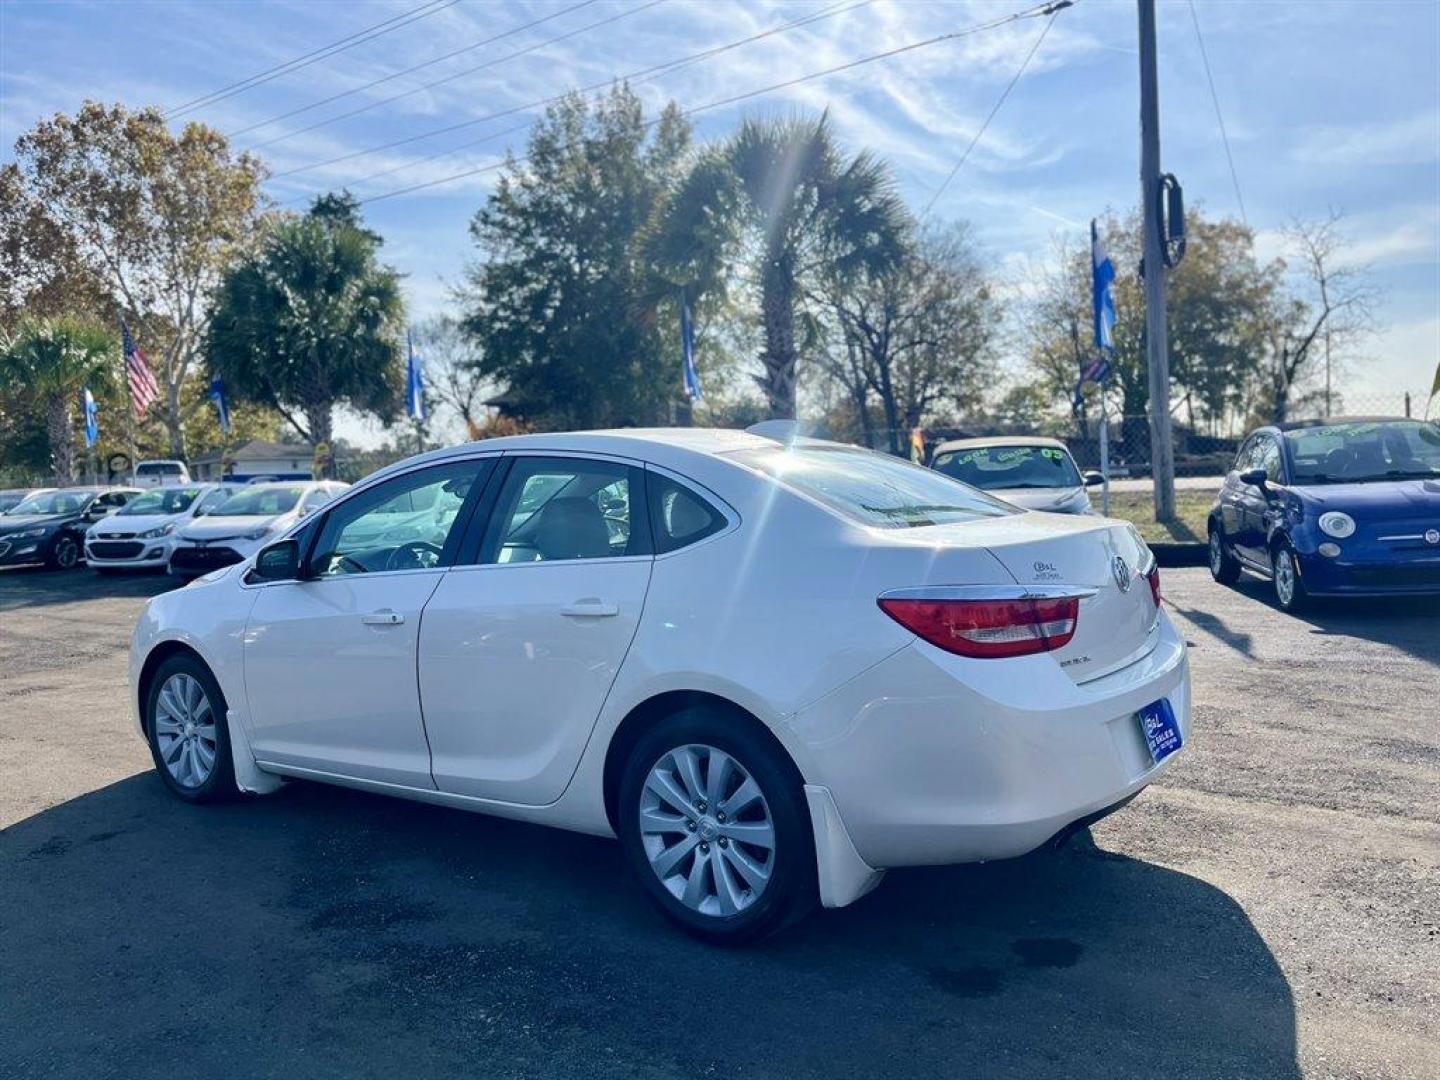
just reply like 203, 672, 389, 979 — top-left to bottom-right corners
921, 2, 1069, 218
1187, 0, 1248, 226
353, 0, 1068, 207
279, 0, 875, 197
229, 0, 602, 142
165, 0, 461, 119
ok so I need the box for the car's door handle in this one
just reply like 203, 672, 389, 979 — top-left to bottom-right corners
361, 609, 405, 626
560, 599, 619, 618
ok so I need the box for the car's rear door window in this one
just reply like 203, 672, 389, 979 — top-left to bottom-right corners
480, 457, 650, 563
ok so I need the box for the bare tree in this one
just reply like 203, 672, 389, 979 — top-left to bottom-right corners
1263, 210, 1377, 423
823, 223, 996, 454
413, 316, 492, 441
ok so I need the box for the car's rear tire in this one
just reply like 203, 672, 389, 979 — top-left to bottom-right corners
1271, 542, 1310, 614
617, 707, 817, 945
45, 533, 82, 571
1208, 523, 1241, 585
144, 654, 238, 803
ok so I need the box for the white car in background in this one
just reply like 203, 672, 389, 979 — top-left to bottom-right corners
130, 428, 1188, 943
167, 480, 347, 578
85, 483, 242, 573
931, 436, 1103, 514
132, 460, 192, 488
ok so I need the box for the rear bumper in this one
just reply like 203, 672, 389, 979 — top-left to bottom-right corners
788, 608, 1190, 870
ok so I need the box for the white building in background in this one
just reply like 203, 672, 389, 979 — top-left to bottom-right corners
190, 439, 315, 482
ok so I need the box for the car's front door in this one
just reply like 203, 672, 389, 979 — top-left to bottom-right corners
242, 458, 492, 788
1237, 436, 1282, 567
418, 454, 653, 805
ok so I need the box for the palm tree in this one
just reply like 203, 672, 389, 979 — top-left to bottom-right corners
654, 114, 909, 418
207, 195, 404, 467
0, 318, 114, 483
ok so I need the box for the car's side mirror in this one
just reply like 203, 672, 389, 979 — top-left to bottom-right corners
85, 506, 113, 521
252, 539, 299, 582
1083, 471, 1105, 487
1239, 467, 1268, 489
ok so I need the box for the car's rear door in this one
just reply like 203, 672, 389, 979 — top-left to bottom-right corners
242, 458, 493, 788
417, 453, 653, 805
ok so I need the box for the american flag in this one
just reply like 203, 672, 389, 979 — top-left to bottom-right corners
121, 319, 160, 415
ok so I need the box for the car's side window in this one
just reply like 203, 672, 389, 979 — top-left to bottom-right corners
308, 461, 485, 577
648, 472, 727, 554
480, 457, 649, 564
1258, 438, 1284, 484
1233, 438, 1256, 474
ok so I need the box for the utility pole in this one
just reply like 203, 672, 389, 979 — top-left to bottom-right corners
1138, 0, 1176, 524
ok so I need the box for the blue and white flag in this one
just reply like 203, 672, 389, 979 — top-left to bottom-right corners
679, 287, 703, 402
82, 387, 99, 448
406, 330, 425, 421
1091, 218, 1117, 353
208, 378, 231, 435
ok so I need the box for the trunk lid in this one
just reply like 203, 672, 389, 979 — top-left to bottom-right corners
911, 512, 1160, 681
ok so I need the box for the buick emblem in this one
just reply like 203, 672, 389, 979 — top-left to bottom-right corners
1426, 529, 1439, 545
1112, 555, 1132, 592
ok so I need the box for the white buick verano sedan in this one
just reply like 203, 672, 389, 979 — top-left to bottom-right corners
130, 427, 1190, 943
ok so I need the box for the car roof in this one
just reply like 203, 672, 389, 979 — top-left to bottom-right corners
359, 428, 783, 489
1271, 415, 1417, 433
931, 435, 1069, 454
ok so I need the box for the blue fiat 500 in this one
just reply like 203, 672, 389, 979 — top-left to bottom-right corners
1207, 417, 1440, 612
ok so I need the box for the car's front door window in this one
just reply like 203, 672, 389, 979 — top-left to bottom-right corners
309, 461, 485, 576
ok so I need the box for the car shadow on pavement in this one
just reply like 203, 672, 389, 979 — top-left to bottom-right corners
1228, 573, 1440, 668
1, 774, 1299, 1080
0, 565, 178, 610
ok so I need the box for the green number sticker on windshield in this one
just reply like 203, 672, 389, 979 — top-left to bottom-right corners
1040, 448, 1065, 461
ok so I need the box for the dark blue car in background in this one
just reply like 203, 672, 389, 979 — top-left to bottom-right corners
1208, 417, 1440, 612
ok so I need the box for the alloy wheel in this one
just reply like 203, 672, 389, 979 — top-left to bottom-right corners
1274, 550, 1296, 607
1209, 531, 1223, 575
153, 673, 218, 788
639, 744, 776, 918
55, 536, 79, 569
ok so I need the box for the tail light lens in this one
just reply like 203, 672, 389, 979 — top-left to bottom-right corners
1147, 565, 1162, 607
878, 595, 1082, 659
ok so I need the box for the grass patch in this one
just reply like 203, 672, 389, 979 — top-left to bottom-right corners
1100, 489, 1214, 545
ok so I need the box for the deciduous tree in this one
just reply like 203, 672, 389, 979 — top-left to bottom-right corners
2, 102, 265, 458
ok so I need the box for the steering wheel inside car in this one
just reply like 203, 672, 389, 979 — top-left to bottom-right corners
385, 541, 442, 572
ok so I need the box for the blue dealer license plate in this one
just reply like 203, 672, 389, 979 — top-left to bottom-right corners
1137, 699, 1182, 765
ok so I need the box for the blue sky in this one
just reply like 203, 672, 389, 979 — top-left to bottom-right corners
4, 0, 1438, 444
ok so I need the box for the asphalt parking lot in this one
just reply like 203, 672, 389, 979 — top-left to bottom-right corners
1, 565, 1436, 1080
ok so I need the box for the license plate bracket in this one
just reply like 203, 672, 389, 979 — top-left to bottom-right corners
1137, 698, 1182, 765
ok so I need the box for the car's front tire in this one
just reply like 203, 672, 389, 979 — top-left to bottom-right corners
144, 654, 238, 803
1271, 542, 1310, 614
45, 532, 82, 571
617, 707, 816, 945
1208, 522, 1241, 585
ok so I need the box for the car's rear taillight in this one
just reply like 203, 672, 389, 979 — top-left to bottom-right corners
1147, 565, 1161, 607
877, 593, 1083, 659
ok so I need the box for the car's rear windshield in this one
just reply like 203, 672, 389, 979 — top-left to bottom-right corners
727, 444, 1016, 528
120, 487, 202, 515
932, 444, 1081, 490
210, 486, 304, 516
1285, 420, 1440, 484
136, 462, 184, 475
